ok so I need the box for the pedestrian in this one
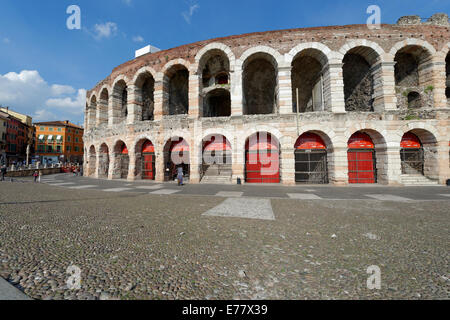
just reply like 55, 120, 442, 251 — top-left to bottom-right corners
38, 170, 42, 183
33, 170, 38, 183
0, 166, 6, 182
177, 165, 184, 186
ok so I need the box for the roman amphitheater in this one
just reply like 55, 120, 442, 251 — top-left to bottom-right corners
84, 14, 450, 186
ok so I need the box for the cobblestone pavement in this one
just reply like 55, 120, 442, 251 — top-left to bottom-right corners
0, 178, 449, 300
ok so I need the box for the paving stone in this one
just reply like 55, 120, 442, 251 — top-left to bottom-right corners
287, 193, 322, 200
203, 198, 275, 220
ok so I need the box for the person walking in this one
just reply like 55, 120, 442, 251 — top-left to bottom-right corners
33, 170, 38, 183
38, 170, 42, 183
177, 165, 184, 186
0, 166, 6, 182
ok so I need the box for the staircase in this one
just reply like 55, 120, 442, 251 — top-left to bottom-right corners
401, 174, 439, 186
200, 164, 232, 184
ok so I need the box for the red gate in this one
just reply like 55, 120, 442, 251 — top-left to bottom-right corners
295, 133, 328, 184
245, 133, 280, 183
142, 140, 155, 180
348, 132, 376, 184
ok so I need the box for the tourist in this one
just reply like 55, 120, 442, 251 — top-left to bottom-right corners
177, 166, 184, 186
38, 170, 42, 183
33, 170, 38, 183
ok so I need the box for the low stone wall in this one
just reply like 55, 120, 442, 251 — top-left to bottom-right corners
5, 168, 62, 177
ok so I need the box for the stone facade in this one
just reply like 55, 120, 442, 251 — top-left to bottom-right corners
84, 14, 450, 185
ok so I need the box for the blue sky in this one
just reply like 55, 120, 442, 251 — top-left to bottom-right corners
0, 0, 448, 125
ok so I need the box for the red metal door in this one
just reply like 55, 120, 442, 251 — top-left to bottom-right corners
142, 141, 155, 180
348, 132, 376, 184
245, 134, 280, 183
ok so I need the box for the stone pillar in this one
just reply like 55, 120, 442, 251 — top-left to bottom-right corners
374, 62, 397, 111
94, 151, 100, 178
328, 63, 346, 113
232, 134, 245, 183
127, 85, 142, 124
127, 146, 136, 181
430, 58, 447, 108
189, 121, 201, 183
188, 73, 200, 119
437, 140, 450, 184
383, 145, 402, 185
108, 151, 116, 180
331, 145, 349, 185
230, 69, 243, 117
278, 66, 293, 114
153, 80, 164, 121
280, 144, 295, 185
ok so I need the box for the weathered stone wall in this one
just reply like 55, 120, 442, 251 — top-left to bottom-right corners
84, 14, 450, 185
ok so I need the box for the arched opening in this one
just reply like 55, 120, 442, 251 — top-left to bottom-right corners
294, 133, 329, 184
400, 129, 439, 181
446, 52, 450, 106
343, 47, 380, 112
407, 91, 422, 109
245, 132, 280, 183
114, 141, 129, 179
135, 73, 155, 121
291, 49, 329, 113
134, 139, 156, 180
347, 132, 377, 183
199, 50, 231, 117
88, 145, 96, 176
98, 143, 109, 178
400, 132, 424, 175
88, 96, 97, 128
164, 65, 189, 115
98, 89, 109, 125
243, 53, 277, 115
200, 134, 232, 183
112, 80, 128, 121
394, 45, 433, 109
203, 89, 231, 117
164, 138, 190, 182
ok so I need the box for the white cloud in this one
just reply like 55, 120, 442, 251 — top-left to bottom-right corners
3, 38, 10, 44
132, 35, 144, 43
182, 3, 200, 24
0, 70, 86, 123
122, 0, 132, 6
92, 22, 118, 40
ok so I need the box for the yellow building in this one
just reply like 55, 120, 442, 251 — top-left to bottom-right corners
34, 121, 84, 164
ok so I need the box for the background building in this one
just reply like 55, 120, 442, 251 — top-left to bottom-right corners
34, 121, 84, 165
0, 107, 34, 165
0, 110, 8, 152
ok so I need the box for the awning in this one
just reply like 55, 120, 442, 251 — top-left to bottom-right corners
38, 135, 45, 140
47, 135, 54, 140
56, 135, 62, 141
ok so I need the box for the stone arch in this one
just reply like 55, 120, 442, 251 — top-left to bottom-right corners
162, 63, 189, 115
236, 46, 284, 69
163, 136, 191, 182
346, 127, 388, 184
294, 129, 335, 184
97, 86, 109, 125
399, 126, 439, 181
195, 43, 236, 72
133, 68, 156, 121
111, 76, 130, 123
98, 142, 110, 178
241, 51, 279, 115
290, 45, 331, 113
133, 136, 157, 180
341, 44, 384, 112
197, 47, 232, 118
112, 140, 129, 179
87, 95, 97, 128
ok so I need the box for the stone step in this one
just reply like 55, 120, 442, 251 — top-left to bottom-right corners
401, 174, 439, 186
200, 176, 232, 184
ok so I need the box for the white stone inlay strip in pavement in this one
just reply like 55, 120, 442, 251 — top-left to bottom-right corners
47, 183, 75, 186
287, 193, 322, 200
215, 191, 243, 198
67, 185, 97, 189
150, 189, 180, 195
438, 194, 450, 197
102, 188, 133, 192
135, 185, 163, 190
203, 198, 275, 221
365, 194, 412, 201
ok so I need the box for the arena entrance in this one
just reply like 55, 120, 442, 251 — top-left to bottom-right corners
115, 141, 129, 179
201, 135, 232, 183
400, 132, 424, 175
348, 132, 376, 184
164, 138, 190, 182
142, 140, 156, 180
295, 133, 328, 184
98, 144, 109, 178
245, 133, 280, 184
